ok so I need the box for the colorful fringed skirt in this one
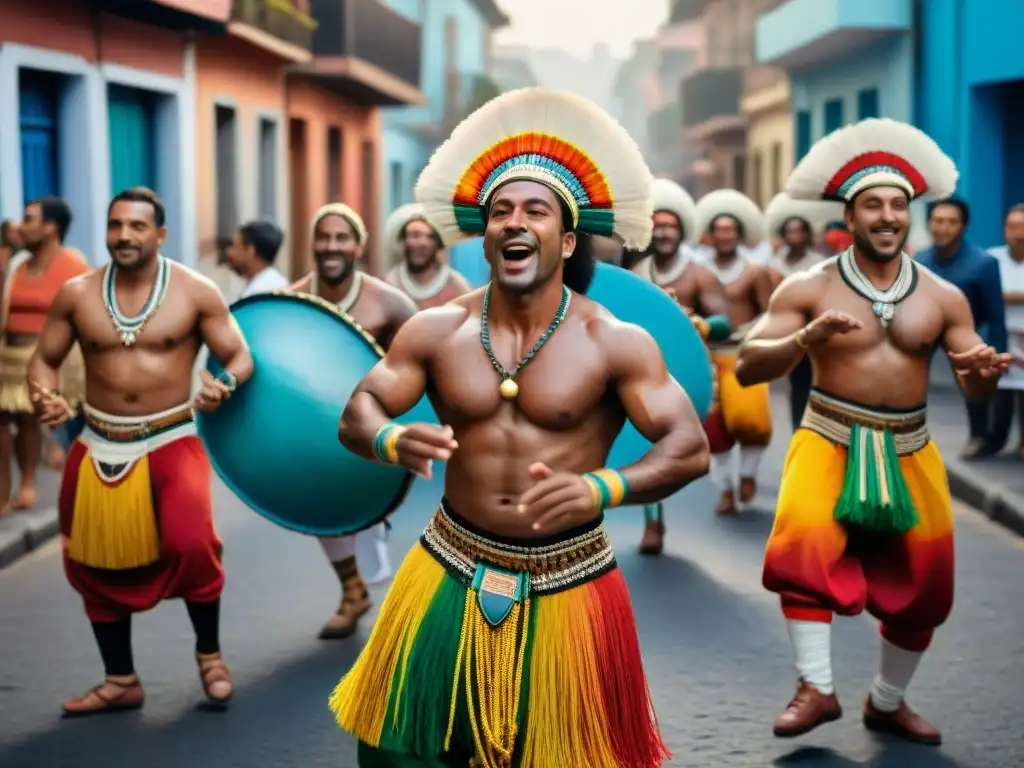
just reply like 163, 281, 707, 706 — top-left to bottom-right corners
330, 502, 669, 768
763, 388, 954, 631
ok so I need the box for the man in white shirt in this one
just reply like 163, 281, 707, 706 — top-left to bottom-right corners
987, 204, 1024, 455
226, 221, 290, 298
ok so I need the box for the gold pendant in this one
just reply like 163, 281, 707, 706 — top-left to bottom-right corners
499, 377, 519, 400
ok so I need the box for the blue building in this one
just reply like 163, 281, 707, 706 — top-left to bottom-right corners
918, 0, 1024, 249
379, 0, 508, 271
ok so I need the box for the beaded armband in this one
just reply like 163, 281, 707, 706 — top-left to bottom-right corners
216, 370, 238, 394
581, 469, 629, 511
372, 422, 406, 465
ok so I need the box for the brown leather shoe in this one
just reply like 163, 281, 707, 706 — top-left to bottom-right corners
638, 521, 664, 555
739, 476, 757, 503
197, 652, 234, 703
863, 697, 942, 745
319, 575, 372, 640
715, 489, 737, 516
62, 676, 144, 717
773, 680, 843, 737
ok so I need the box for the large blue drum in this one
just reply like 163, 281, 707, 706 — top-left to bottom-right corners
585, 261, 713, 467
195, 292, 436, 537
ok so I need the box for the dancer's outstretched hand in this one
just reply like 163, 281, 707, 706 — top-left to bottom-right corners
517, 462, 597, 534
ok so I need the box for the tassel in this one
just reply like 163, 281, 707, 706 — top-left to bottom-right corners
67, 456, 160, 570
834, 424, 919, 533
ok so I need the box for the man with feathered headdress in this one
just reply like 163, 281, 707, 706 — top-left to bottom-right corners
630, 177, 731, 553
292, 202, 419, 640
693, 188, 774, 516
383, 202, 472, 309
328, 87, 710, 767
763, 193, 842, 429
735, 118, 1010, 745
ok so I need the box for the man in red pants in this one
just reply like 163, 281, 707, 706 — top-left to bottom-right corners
28, 187, 253, 716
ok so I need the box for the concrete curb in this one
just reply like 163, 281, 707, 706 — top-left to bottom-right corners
0, 508, 59, 569
945, 459, 1024, 538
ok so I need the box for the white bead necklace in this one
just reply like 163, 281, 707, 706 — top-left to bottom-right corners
837, 247, 915, 328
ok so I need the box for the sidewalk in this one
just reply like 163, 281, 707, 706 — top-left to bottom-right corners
0, 469, 62, 568
925, 388, 1024, 537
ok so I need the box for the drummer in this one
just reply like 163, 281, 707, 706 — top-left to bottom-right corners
383, 202, 472, 309
631, 177, 731, 555
292, 203, 418, 640
329, 88, 709, 767
28, 186, 252, 715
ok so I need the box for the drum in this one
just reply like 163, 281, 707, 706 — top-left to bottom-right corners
585, 261, 714, 467
195, 292, 436, 537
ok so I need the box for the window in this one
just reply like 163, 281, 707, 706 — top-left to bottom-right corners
857, 88, 880, 119
327, 127, 342, 201
750, 151, 763, 207
824, 98, 844, 135
257, 117, 277, 220
19, 69, 62, 201
390, 162, 403, 211
770, 142, 783, 196
213, 104, 238, 252
795, 110, 811, 161
109, 84, 157, 195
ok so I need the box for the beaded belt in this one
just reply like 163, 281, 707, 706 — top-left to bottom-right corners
800, 388, 929, 456
84, 406, 194, 443
420, 501, 616, 596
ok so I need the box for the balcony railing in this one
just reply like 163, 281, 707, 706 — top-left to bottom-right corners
310, 0, 421, 93
680, 67, 744, 127
232, 0, 317, 51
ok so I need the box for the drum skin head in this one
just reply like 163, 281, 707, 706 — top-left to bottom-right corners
195, 292, 436, 536
585, 261, 714, 468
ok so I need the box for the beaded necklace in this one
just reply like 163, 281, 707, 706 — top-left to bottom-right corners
480, 283, 571, 400
103, 256, 170, 346
312, 270, 362, 314
837, 247, 916, 328
397, 262, 450, 301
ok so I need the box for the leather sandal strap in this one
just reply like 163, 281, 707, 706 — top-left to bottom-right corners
199, 658, 230, 684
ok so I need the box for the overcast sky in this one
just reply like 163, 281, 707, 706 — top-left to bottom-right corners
493, 0, 668, 58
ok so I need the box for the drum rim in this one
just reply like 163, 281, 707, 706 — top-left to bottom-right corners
197, 289, 418, 536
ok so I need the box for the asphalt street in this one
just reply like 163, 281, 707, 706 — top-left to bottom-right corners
0, 407, 1022, 768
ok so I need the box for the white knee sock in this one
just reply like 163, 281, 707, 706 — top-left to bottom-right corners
739, 445, 766, 479
709, 451, 734, 489
869, 637, 923, 712
786, 619, 834, 694
319, 534, 357, 563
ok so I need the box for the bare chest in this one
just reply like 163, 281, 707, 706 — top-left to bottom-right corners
75, 295, 198, 353
431, 322, 609, 430
815, 284, 943, 357
662, 269, 702, 307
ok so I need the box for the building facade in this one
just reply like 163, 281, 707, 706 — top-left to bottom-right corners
918, 0, 1024, 249
0, 0, 230, 266
378, 0, 507, 271
740, 66, 791, 208
194, 0, 316, 296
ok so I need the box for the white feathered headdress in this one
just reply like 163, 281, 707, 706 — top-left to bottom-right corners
382, 202, 439, 264
764, 193, 844, 237
785, 118, 958, 203
694, 189, 764, 245
311, 202, 367, 245
651, 178, 699, 244
414, 87, 654, 250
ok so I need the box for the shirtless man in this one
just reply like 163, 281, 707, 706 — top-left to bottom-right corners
693, 189, 774, 514
383, 202, 472, 309
28, 186, 253, 715
292, 202, 418, 639
631, 177, 730, 553
763, 193, 838, 431
328, 87, 708, 768
735, 118, 1009, 745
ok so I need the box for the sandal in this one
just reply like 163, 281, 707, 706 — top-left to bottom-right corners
197, 652, 233, 703
62, 676, 144, 717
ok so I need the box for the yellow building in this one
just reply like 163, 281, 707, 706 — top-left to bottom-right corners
740, 66, 792, 211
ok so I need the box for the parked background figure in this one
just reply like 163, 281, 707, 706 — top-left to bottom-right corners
987, 204, 1024, 456
0, 197, 89, 513
916, 199, 1007, 459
